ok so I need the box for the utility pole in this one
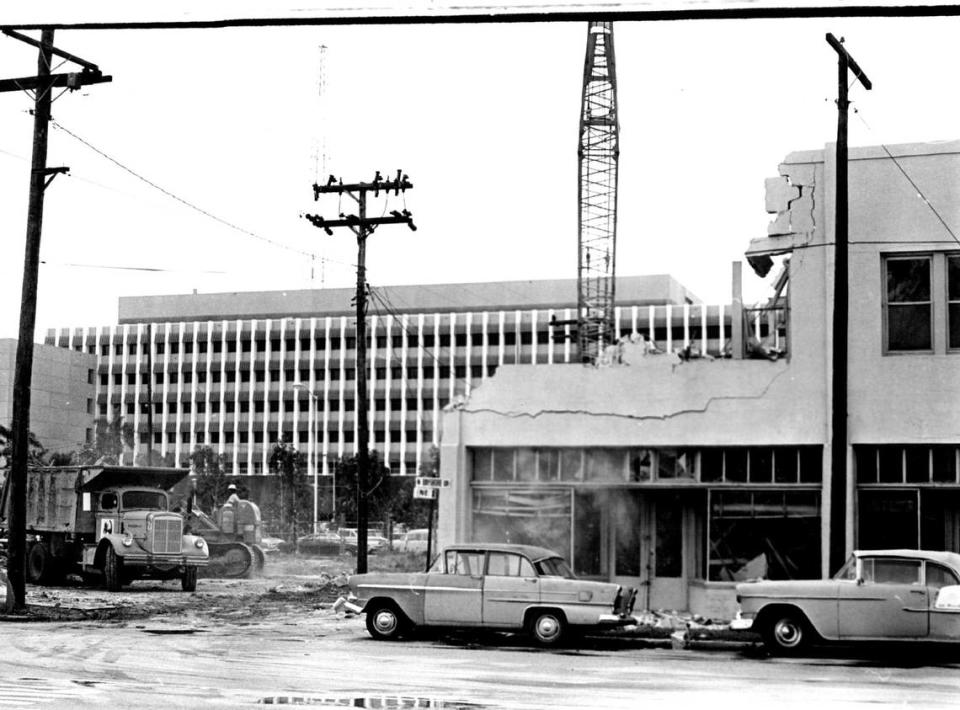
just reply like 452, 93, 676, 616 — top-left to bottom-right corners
0, 29, 111, 611
826, 33, 871, 573
304, 170, 414, 573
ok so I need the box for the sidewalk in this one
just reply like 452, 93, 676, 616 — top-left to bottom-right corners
608, 609, 760, 650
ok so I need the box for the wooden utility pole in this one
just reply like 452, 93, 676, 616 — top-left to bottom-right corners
304, 171, 414, 573
826, 33, 871, 573
0, 29, 111, 611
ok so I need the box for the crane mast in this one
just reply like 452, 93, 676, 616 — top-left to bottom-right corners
577, 21, 620, 363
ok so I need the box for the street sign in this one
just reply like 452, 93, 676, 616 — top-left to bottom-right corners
415, 477, 450, 488
413, 485, 438, 500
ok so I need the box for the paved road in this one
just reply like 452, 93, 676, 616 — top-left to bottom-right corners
3, 611, 960, 709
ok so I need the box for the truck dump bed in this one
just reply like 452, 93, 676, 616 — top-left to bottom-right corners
0, 466, 190, 533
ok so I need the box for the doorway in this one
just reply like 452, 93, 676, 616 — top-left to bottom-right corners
573, 489, 688, 611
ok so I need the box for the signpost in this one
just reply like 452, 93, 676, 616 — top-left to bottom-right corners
414, 477, 448, 570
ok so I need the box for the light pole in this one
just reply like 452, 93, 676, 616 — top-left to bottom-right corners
293, 383, 336, 532
293, 383, 322, 534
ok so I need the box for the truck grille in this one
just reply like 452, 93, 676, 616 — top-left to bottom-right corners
152, 517, 182, 554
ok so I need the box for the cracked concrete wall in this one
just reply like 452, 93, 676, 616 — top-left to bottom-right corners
765, 163, 817, 238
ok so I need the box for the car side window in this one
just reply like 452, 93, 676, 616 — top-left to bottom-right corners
446, 551, 483, 576
926, 563, 960, 589
100, 492, 118, 510
487, 553, 536, 577
863, 558, 922, 585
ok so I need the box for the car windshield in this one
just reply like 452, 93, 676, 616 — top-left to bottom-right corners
121, 490, 167, 511
535, 556, 576, 579
833, 554, 858, 581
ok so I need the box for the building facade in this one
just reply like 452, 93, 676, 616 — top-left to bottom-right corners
437, 140, 960, 618
44, 275, 704, 487
0, 339, 96, 454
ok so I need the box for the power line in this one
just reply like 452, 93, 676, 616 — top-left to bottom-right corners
854, 109, 960, 246
49, 118, 336, 261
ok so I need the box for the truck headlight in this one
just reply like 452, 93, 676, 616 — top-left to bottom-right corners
194, 539, 206, 549
121, 536, 133, 547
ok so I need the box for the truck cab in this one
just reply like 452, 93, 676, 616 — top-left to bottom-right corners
1, 466, 208, 592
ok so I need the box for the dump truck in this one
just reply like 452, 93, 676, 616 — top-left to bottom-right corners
0, 465, 208, 591
187, 500, 265, 578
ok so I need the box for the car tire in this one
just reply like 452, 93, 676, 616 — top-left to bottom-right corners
762, 611, 809, 654
103, 547, 123, 592
182, 566, 198, 592
527, 610, 566, 646
365, 602, 407, 641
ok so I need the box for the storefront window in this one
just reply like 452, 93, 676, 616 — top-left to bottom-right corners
708, 490, 820, 581
858, 489, 918, 550
630, 449, 653, 481
585, 449, 625, 481
560, 449, 583, 481
472, 488, 571, 556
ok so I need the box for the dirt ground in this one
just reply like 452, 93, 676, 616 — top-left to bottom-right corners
1, 552, 396, 623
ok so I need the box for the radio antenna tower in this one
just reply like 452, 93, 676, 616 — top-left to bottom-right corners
577, 21, 619, 363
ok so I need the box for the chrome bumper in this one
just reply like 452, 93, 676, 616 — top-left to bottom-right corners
333, 595, 365, 614
729, 613, 754, 630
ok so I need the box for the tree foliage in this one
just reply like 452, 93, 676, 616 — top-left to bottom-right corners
331, 446, 439, 530
73, 417, 134, 465
0, 423, 47, 466
268, 442, 311, 540
185, 445, 233, 513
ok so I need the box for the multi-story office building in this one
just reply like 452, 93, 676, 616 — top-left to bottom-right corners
0, 339, 96, 455
45, 275, 716, 485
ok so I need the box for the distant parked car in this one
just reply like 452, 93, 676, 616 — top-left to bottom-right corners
258, 536, 286, 555
338, 543, 637, 645
734, 548, 960, 653
297, 532, 355, 556
339, 529, 389, 554
398, 529, 431, 554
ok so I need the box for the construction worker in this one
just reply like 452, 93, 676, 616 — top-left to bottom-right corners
225, 483, 241, 508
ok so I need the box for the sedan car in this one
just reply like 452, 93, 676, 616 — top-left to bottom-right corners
398, 529, 431, 554
338, 542, 637, 645
734, 549, 960, 653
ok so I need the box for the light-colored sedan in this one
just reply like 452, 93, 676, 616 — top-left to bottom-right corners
734, 548, 960, 653
398, 529, 431, 553
339, 542, 637, 645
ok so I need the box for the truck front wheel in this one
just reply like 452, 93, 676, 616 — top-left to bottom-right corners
182, 566, 198, 592
103, 547, 123, 592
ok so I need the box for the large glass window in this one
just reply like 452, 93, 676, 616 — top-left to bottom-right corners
471, 488, 571, 557
885, 256, 932, 352
858, 489, 918, 549
708, 490, 820, 581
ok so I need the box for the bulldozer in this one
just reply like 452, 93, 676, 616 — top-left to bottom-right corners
187, 499, 265, 578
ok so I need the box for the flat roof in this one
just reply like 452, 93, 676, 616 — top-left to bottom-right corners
117, 275, 699, 324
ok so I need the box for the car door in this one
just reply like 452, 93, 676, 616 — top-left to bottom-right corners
482, 552, 540, 628
423, 550, 484, 626
838, 557, 928, 639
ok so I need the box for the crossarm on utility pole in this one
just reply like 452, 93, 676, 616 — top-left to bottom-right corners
826, 33, 872, 90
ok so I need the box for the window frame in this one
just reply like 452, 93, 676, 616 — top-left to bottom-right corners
882, 253, 934, 354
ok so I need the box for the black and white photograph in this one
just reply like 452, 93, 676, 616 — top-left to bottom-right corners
3, 1, 960, 707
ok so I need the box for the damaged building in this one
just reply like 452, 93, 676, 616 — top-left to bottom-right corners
436, 139, 960, 618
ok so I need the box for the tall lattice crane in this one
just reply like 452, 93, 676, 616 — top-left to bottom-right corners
577, 21, 620, 363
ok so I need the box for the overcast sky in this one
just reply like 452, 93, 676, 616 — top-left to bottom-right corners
2, 9, 960, 339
